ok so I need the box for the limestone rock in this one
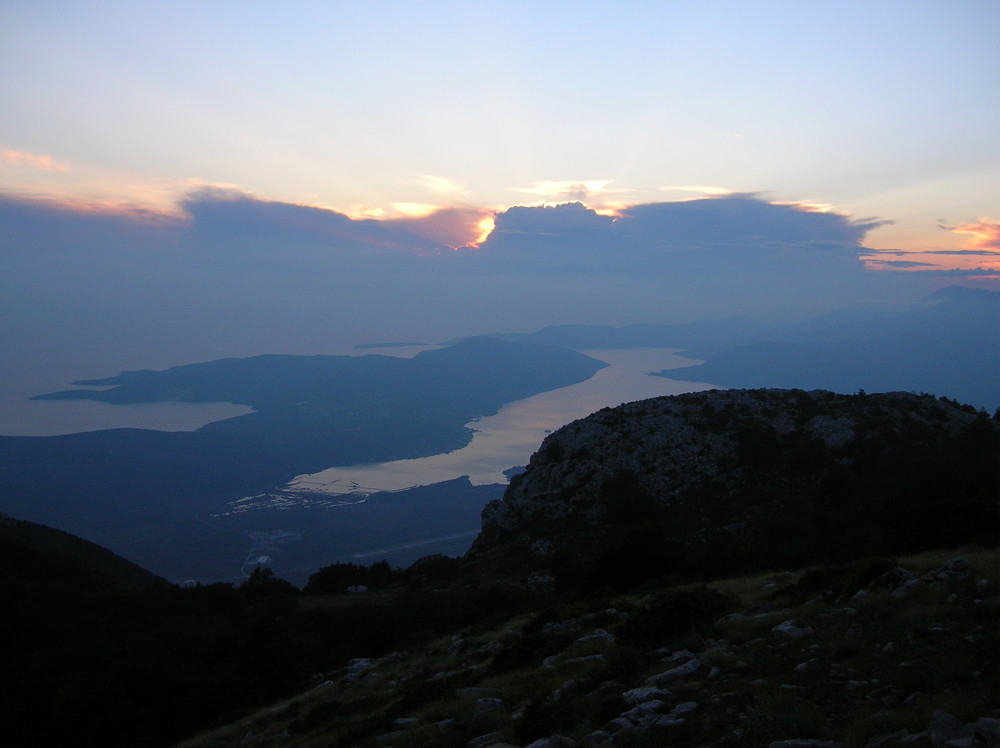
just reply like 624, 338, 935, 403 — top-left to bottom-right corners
646, 657, 702, 685
772, 620, 815, 640
621, 685, 672, 706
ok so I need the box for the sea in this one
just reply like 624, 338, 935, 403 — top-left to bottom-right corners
0, 347, 716, 482
276, 347, 716, 497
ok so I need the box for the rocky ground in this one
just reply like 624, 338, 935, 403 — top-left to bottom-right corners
176, 547, 999, 748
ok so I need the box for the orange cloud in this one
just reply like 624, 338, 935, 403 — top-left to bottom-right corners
952, 218, 1000, 252
1, 148, 71, 172
861, 254, 1000, 273
861, 216, 1000, 280
387, 206, 496, 249
392, 202, 440, 218
471, 215, 496, 247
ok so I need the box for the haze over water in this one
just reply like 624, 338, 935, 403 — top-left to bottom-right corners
282, 348, 716, 495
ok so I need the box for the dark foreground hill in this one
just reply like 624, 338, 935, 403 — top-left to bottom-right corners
181, 548, 1000, 748
0, 512, 164, 589
4, 390, 998, 747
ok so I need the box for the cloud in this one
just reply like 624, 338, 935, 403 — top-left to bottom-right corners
391, 202, 441, 218
867, 259, 938, 268
508, 179, 625, 205
491, 201, 614, 237
1, 148, 71, 172
0, 193, 183, 255
659, 184, 735, 197
0, 191, 891, 271
862, 218, 1000, 278
619, 197, 886, 248
384, 207, 495, 249
418, 175, 472, 198
175, 190, 495, 254
177, 188, 453, 256
478, 195, 883, 265
951, 218, 1000, 252
913, 250, 1000, 256
461, 195, 912, 313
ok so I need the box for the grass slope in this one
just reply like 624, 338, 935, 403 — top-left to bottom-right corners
176, 548, 999, 748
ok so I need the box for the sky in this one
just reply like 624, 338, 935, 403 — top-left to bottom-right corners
2, 0, 999, 396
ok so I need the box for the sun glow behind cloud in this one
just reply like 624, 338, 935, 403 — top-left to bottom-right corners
469, 215, 496, 248
392, 202, 440, 218
509, 180, 626, 205
2, 147, 997, 283
386, 206, 496, 250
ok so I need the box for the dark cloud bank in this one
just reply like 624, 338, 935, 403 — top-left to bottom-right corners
1, 190, 945, 379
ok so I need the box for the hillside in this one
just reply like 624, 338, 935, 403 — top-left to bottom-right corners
178, 548, 1000, 748
4, 389, 998, 747
0, 512, 164, 589
174, 389, 998, 748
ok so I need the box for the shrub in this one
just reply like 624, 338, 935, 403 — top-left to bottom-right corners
616, 585, 736, 648
304, 560, 398, 594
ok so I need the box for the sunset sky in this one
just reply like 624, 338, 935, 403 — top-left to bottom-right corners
2, 0, 998, 273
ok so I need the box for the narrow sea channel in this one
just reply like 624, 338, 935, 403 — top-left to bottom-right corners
280, 348, 717, 496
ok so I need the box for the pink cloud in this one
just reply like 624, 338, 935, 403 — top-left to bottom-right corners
386, 206, 496, 249
1, 148, 71, 172
952, 218, 1000, 252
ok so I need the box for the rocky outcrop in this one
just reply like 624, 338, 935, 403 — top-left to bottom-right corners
472, 389, 998, 577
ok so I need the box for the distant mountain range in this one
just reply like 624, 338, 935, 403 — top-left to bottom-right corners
669, 286, 999, 410
480, 286, 999, 410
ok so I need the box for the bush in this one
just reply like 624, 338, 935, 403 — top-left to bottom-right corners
616, 586, 735, 648
303, 560, 397, 594
404, 553, 459, 582
568, 523, 686, 595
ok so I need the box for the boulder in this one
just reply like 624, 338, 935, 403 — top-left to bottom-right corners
621, 685, 672, 707
772, 620, 815, 640
646, 657, 702, 686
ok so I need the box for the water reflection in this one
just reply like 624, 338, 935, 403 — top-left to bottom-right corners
283, 349, 716, 495
0, 397, 255, 436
